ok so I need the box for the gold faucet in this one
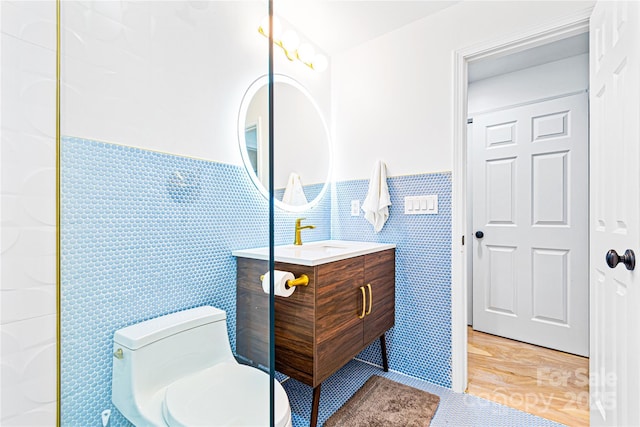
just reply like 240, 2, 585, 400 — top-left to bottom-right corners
294, 218, 315, 246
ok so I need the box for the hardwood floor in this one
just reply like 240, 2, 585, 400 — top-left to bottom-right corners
467, 327, 589, 426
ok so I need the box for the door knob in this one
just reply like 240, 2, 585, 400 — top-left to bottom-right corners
475, 231, 484, 239
606, 249, 635, 270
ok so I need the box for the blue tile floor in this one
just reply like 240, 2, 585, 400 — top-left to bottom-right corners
283, 359, 565, 427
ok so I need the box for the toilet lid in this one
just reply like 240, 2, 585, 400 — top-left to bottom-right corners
163, 362, 291, 427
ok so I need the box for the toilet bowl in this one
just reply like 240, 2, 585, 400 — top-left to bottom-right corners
162, 362, 290, 426
111, 306, 292, 427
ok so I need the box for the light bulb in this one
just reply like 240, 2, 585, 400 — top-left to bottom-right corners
259, 15, 282, 40
272, 17, 282, 40
281, 30, 300, 53
296, 43, 315, 64
312, 54, 328, 72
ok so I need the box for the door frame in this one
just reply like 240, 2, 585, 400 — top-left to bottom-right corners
451, 7, 593, 393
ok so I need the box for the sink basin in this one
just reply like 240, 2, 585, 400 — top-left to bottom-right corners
232, 240, 395, 266
279, 241, 350, 253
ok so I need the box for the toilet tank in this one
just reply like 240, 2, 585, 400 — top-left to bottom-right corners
112, 306, 236, 425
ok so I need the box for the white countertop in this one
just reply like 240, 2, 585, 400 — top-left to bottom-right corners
232, 240, 396, 266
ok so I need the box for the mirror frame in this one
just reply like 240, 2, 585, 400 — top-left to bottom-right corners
237, 74, 332, 212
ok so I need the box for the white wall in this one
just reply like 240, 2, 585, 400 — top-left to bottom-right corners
331, 0, 595, 181
1, 1, 57, 425
60, 1, 331, 165
468, 53, 589, 114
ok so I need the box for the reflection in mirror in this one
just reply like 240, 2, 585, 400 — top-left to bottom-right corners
244, 123, 260, 178
238, 75, 331, 212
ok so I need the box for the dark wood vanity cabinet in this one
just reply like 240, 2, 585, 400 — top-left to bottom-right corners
235, 248, 395, 426
315, 250, 395, 382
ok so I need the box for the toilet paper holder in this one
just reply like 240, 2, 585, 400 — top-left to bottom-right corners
260, 273, 309, 289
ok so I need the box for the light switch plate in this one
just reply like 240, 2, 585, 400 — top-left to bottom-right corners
404, 195, 438, 215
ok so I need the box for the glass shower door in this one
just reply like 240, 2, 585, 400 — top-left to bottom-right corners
58, 1, 275, 425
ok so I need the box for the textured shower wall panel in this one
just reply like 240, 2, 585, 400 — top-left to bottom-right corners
60, 137, 330, 425
332, 173, 452, 387
1, 1, 57, 425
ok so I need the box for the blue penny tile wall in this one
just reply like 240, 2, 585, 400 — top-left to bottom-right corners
60, 137, 329, 426
331, 172, 452, 387
61, 134, 452, 425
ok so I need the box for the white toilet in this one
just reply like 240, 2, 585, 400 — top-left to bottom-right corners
111, 306, 292, 427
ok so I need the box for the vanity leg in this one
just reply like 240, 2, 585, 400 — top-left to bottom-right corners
310, 384, 321, 427
380, 334, 389, 372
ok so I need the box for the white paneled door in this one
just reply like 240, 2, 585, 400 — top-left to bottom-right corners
472, 93, 589, 356
589, 1, 640, 425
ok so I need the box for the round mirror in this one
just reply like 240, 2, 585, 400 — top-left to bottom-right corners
238, 74, 332, 212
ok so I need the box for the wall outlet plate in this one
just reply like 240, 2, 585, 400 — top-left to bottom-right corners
351, 200, 360, 216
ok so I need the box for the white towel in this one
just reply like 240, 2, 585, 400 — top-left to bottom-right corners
361, 160, 391, 233
282, 172, 308, 206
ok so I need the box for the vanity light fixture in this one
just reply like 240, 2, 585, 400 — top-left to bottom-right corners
258, 16, 328, 72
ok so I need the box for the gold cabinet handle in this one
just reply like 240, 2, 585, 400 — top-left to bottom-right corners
366, 283, 372, 315
358, 286, 366, 319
